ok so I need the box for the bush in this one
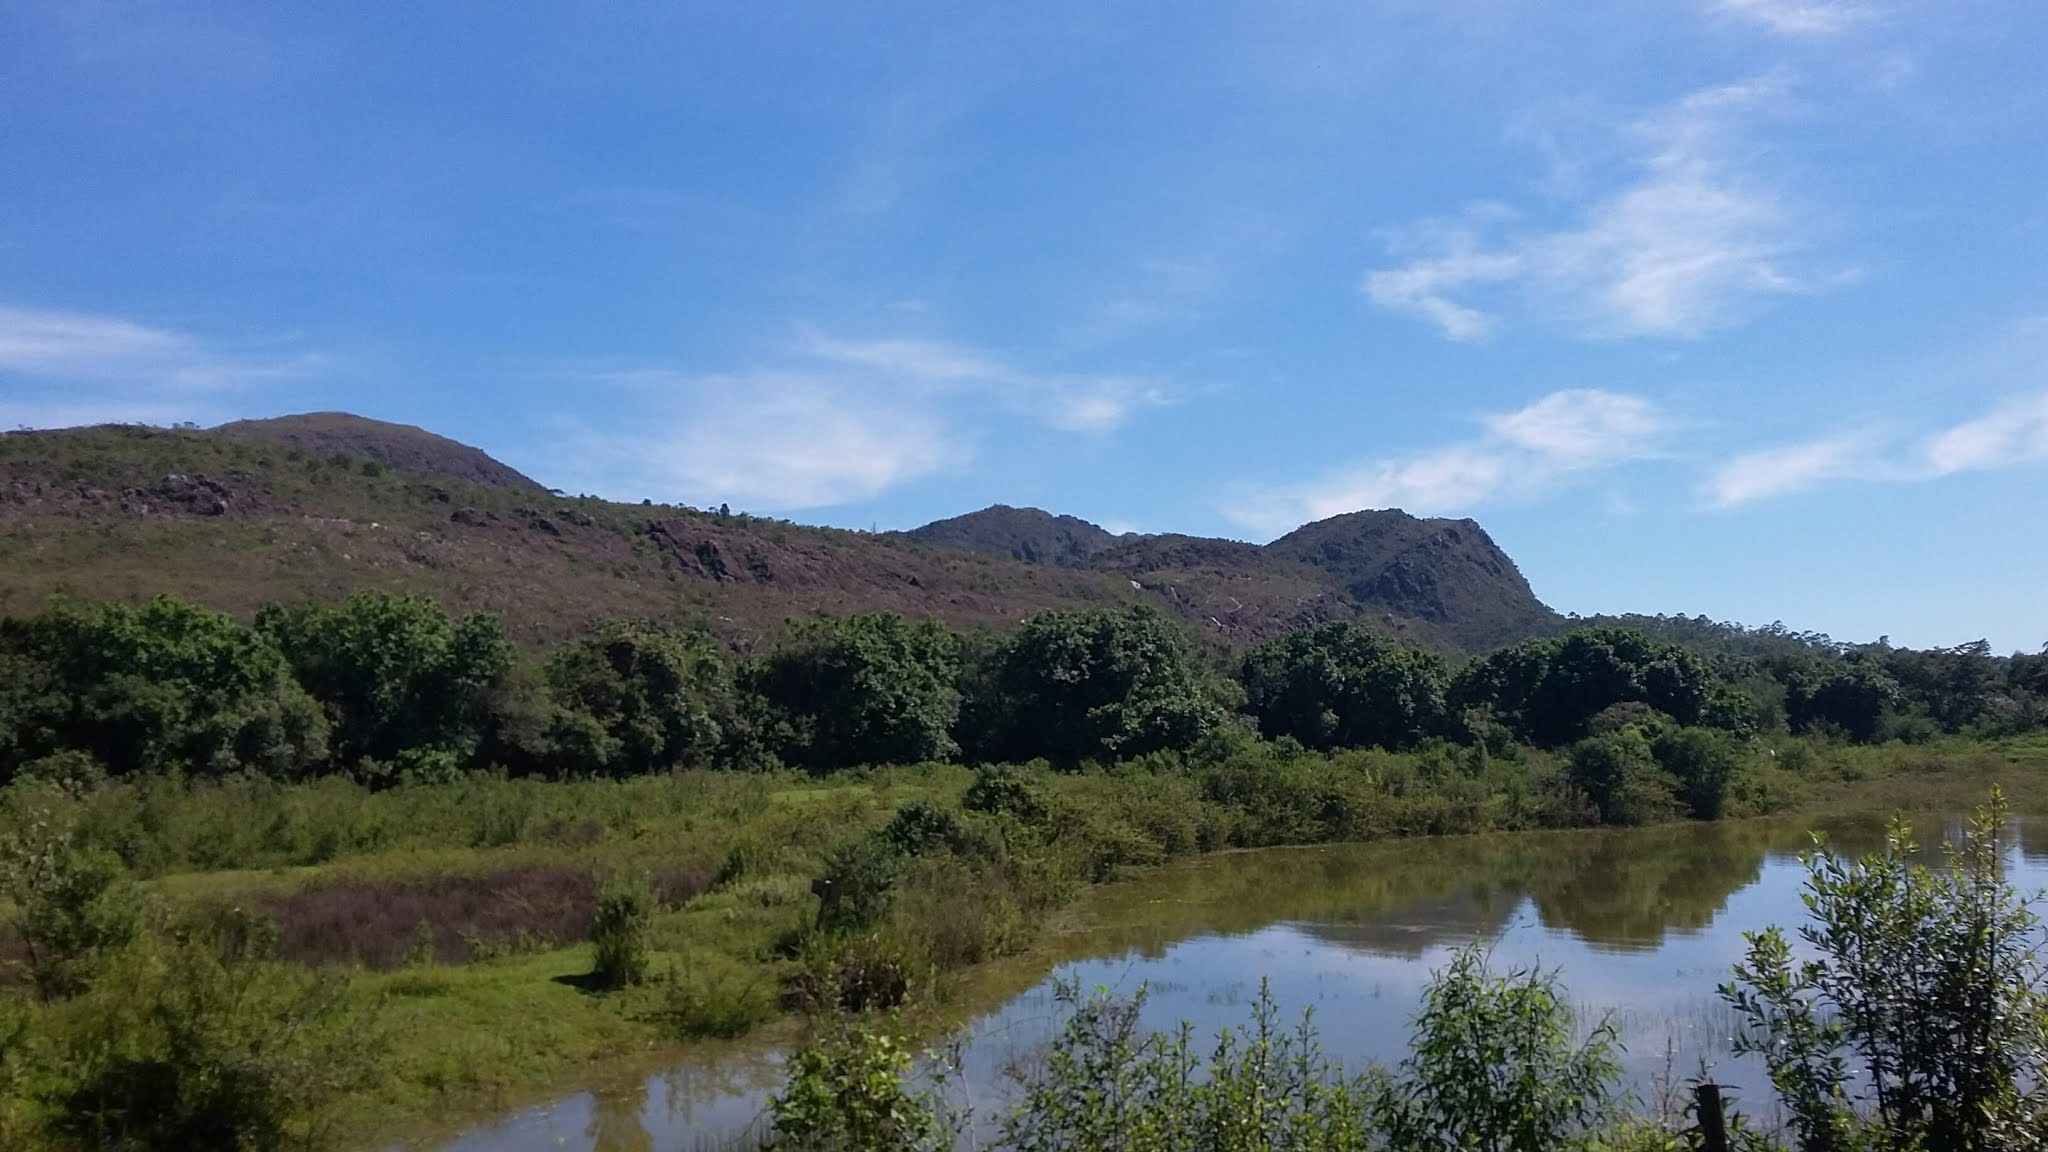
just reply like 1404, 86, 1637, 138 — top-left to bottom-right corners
1379, 946, 1620, 1152
769, 1023, 938, 1151
1003, 978, 1374, 1151
961, 765, 1053, 828
588, 876, 655, 990
1723, 789, 2048, 1150
662, 963, 777, 1039
1567, 730, 1680, 826
812, 838, 905, 936
1, 807, 143, 1001
32, 931, 377, 1151
1649, 726, 1741, 820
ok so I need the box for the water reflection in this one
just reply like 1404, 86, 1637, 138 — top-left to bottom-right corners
411, 813, 2048, 1151
585, 1078, 649, 1152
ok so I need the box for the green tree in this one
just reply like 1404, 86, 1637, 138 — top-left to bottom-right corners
746, 613, 961, 772
967, 607, 1224, 766
1239, 622, 1448, 752
1722, 790, 2048, 1150
257, 591, 511, 775
1785, 661, 1899, 742
0, 596, 326, 781
1880, 639, 1996, 733
1566, 728, 1680, 826
545, 620, 735, 776
1450, 628, 1716, 747
1649, 726, 1743, 820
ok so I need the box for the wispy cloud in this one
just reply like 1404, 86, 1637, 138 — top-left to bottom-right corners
560, 370, 965, 509
1704, 432, 1886, 508
0, 304, 316, 429
561, 331, 1169, 511
1224, 389, 1666, 535
796, 332, 1169, 435
1366, 76, 1816, 341
1706, 392, 2048, 508
1923, 393, 2048, 476
1710, 0, 1869, 36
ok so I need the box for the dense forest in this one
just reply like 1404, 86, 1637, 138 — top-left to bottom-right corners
3, 590, 2042, 813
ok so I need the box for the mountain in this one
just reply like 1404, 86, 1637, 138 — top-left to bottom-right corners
900, 505, 1555, 653
899, 505, 1126, 566
211, 413, 546, 492
0, 419, 1556, 654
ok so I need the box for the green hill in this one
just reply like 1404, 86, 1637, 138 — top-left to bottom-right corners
0, 419, 1558, 653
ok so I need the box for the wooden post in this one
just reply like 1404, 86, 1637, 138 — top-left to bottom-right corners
1695, 1082, 1730, 1152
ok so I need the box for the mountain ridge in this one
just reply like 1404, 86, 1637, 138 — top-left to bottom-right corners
0, 417, 1557, 654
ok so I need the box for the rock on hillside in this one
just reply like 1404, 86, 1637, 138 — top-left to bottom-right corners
212, 413, 546, 492
899, 505, 1126, 566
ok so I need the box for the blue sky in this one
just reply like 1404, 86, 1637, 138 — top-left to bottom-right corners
2, 1, 2045, 651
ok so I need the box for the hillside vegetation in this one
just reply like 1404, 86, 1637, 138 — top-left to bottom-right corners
0, 419, 1554, 653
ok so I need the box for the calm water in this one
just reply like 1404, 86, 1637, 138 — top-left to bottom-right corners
411, 812, 2048, 1151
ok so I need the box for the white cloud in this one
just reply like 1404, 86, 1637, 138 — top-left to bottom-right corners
1923, 393, 2048, 476
1706, 391, 2048, 508
795, 334, 1007, 385
796, 333, 1169, 434
1365, 76, 1813, 341
1482, 389, 1667, 465
560, 371, 966, 510
1711, 0, 1868, 36
1224, 389, 1665, 535
0, 304, 316, 429
1704, 432, 1881, 508
564, 331, 1170, 511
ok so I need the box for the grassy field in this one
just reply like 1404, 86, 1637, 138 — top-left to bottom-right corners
5, 732, 2048, 1148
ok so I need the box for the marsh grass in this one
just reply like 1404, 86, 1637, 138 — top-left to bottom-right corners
3, 735, 2046, 1148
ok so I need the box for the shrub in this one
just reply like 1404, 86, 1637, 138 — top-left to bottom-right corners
769, 1023, 938, 1151
1004, 978, 1375, 1151
1722, 789, 2048, 1150
1380, 946, 1620, 1152
880, 801, 969, 857
961, 765, 1052, 828
1650, 726, 1741, 820
1567, 730, 1680, 826
588, 876, 655, 990
0, 807, 143, 1001
662, 963, 777, 1040
812, 838, 904, 936
33, 931, 378, 1152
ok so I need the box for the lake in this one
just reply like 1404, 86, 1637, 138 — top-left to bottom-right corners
413, 810, 2048, 1150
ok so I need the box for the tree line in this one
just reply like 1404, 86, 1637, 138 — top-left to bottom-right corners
2, 592, 2041, 793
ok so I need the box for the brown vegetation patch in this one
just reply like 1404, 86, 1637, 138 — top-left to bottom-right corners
253, 865, 713, 969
